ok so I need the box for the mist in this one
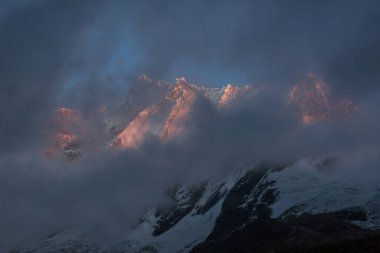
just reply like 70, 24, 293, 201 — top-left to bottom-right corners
0, 0, 379, 250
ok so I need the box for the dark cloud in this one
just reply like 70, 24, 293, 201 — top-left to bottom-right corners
0, 0, 379, 250
0, 0, 104, 153
114, 0, 380, 91
324, 2, 380, 98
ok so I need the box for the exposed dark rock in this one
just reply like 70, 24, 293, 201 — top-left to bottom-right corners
152, 182, 207, 236
206, 167, 268, 240
194, 183, 227, 215
63, 141, 81, 161
135, 245, 159, 253
190, 209, 379, 253
315, 156, 339, 171
331, 206, 367, 221
207, 163, 287, 241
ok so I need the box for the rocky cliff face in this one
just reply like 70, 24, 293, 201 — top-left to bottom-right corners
191, 211, 380, 253
112, 77, 254, 149
30, 76, 379, 253
44, 76, 254, 158
289, 74, 355, 125
18, 159, 380, 253
123, 160, 380, 253
44, 74, 354, 161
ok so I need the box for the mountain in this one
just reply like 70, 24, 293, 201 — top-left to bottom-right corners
16, 159, 380, 253
111, 76, 255, 148
27, 76, 378, 253
289, 74, 355, 124
43, 76, 255, 158
44, 74, 354, 160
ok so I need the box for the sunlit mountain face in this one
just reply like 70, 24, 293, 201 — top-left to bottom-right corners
43, 76, 257, 157
43, 108, 83, 160
43, 74, 353, 160
289, 75, 355, 125
113, 77, 256, 148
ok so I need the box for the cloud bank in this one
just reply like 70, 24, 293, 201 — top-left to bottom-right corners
0, 0, 379, 249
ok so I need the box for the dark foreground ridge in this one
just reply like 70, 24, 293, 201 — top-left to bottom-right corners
190, 209, 380, 253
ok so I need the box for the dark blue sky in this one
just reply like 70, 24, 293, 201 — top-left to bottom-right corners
2, 0, 379, 90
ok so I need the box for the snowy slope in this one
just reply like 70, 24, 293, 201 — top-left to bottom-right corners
17, 229, 110, 253
16, 159, 380, 253
268, 159, 380, 228
118, 171, 244, 253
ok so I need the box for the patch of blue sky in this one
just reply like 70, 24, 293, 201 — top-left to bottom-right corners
167, 58, 264, 88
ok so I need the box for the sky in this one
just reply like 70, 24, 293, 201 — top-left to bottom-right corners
0, 0, 380, 250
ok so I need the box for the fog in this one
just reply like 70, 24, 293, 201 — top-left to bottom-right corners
0, 0, 379, 249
